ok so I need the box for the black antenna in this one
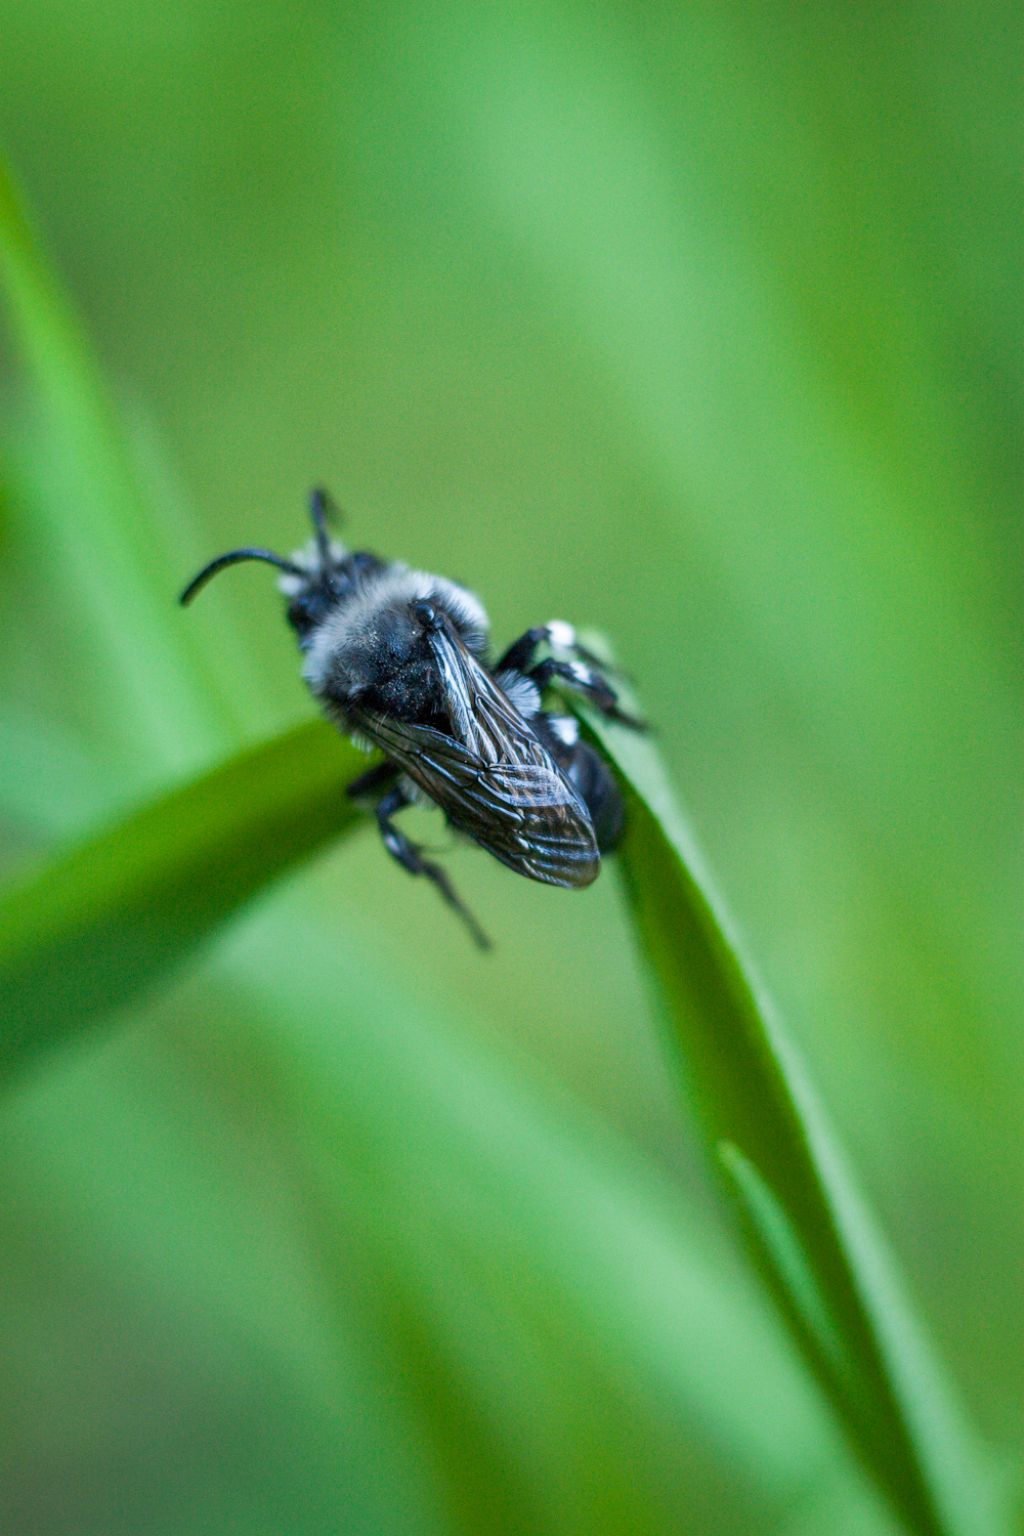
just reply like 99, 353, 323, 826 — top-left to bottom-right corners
309, 486, 340, 569
179, 547, 303, 607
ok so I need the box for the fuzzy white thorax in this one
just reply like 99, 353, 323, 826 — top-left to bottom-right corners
302, 564, 489, 695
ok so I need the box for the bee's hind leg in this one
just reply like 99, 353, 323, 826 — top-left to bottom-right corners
374, 785, 491, 950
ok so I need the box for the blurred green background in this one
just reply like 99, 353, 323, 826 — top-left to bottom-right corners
0, 2, 1021, 1533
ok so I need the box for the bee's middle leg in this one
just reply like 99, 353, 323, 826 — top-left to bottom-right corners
346, 759, 399, 800
529, 658, 647, 731
495, 620, 615, 675
374, 785, 491, 950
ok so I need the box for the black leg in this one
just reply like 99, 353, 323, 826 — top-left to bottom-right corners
375, 786, 491, 950
495, 620, 629, 678
529, 658, 647, 731
346, 760, 399, 800
495, 625, 547, 673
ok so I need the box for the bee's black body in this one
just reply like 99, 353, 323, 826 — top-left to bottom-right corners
181, 490, 643, 946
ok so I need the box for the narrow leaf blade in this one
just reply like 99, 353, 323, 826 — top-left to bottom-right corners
580, 703, 1006, 1536
0, 721, 365, 1085
0, 151, 232, 770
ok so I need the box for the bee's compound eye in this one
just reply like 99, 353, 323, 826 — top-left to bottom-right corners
413, 600, 439, 630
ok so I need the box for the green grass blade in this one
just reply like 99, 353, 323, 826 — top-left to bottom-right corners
717, 1139, 851, 1395
0, 721, 365, 1086
0, 151, 232, 771
581, 706, 1005, 1536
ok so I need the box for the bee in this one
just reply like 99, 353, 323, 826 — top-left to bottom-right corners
180, 490, 645, 947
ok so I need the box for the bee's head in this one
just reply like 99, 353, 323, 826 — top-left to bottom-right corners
275, 541, 385, 647
179, 488, 383, 649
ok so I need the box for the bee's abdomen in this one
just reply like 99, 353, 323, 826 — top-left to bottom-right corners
533, 714, 625, 853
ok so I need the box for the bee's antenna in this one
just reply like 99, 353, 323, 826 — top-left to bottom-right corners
179, 548, 304, 606
309, 487, 340, 569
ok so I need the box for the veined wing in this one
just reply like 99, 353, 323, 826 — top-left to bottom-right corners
352, 621, 600, 888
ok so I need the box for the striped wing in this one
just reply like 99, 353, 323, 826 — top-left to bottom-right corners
352, 623, 600, 888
